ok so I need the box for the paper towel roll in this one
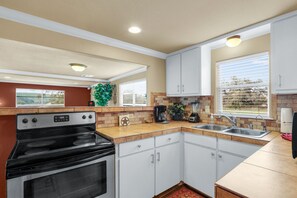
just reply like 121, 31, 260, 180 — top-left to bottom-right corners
281, 108, 293, 133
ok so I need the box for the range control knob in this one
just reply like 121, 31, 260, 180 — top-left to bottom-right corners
22, 118, 28, 124
82, 115, 86, 119
89, 115, 93, 119
32, 118, 38, 123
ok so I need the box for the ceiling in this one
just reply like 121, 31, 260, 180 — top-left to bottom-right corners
1, 0, 297, 53
0, 38, 146, 87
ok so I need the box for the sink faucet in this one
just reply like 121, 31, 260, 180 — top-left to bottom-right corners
256, 115, 267, 131
214, 113, 237, 127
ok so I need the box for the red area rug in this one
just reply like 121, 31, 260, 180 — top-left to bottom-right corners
165, 186, 205, 198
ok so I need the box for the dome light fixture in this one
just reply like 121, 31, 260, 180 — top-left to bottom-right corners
226, 35, 241, 47
69, 63, 87, 72
128, 26, 142, 34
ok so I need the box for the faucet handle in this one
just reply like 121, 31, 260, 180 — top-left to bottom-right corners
248, 124, 253, 129
263, 125, 267, 131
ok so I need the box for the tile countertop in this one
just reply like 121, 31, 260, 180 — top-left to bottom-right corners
97, 121, 297, 198
96, 121, 278, 145
216, 135, 297, 198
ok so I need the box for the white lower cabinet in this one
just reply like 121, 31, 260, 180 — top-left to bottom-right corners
117, 132, 261, 198
184, 143, 216, 197
155, 142, 181, 195
217, 151, 245, 180
119, 149, 155, 198
118, 133, 181, 198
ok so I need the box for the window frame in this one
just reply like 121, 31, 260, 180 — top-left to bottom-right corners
119, 79, 147, 107
16, 88, 65, 108
215, 52, 271, 118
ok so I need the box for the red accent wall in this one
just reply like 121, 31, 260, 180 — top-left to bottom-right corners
0, 116, 16, 198
0, 82, 91, 197
0, 82, 91, 107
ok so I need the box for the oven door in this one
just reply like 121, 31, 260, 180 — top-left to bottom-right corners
7, 154, 114, 198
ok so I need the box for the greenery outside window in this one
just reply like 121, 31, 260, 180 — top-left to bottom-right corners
216, 52, 269, 117
16, 88, 65, 107
119, 79, 147, 106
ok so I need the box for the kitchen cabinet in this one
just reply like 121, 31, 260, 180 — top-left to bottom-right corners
217, 152, 245, 180
271, 14, 297, 94
184, 143, 216, 197
155, 142, 181, 194
166, 46, 211, 96
118, 133, 181, 198
184, 134, 261, 197
217, 139, 261, 180
166, 54, 181, 95
119, 149, 155, 198
184, 133, 217, 197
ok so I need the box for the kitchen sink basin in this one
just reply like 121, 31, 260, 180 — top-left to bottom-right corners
223, 128, 269, 138
193, 124, 230, 131
193, 124, 269, 138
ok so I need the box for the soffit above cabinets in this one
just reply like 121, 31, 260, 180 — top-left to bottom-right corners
1, 0, 297, 53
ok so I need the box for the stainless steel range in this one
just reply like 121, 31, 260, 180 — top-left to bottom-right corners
6, 111, 115, 198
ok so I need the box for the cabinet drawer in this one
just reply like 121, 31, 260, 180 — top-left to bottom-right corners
155, 133, 180, 147
184, 133, 216, 149
218, 139, 261, 158
119, 138, 154, 157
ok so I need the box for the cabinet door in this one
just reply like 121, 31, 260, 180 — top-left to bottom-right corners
184, 143, 216, 197
217, 152, 245, 180
119, 149, 155, 198
181, 48, 201, 95
166, 54, 181, 95
271, 15, 297, 93
155, 143, 181, 195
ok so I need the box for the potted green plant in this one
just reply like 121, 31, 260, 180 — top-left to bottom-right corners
168, 103, 185, 121
93, 83, 115, 106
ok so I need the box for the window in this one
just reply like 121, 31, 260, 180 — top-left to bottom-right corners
119, 79, 147, 106
16, 89, 65, 107
216, 52, 269, 117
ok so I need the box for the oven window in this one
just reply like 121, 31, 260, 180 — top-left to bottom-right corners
24, 161, 107, 198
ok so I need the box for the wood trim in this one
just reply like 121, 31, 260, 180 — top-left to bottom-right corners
0, 106, 154, 116
215, 186, 244, 198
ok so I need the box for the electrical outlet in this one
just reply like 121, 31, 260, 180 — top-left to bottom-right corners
205, 105, 210, 113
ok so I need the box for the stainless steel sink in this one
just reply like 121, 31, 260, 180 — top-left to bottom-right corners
193, 124, 230, 131
222, 128, 269, 138
193, 124, 270, 138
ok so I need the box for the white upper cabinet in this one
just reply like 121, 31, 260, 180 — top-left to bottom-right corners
166, 54, 181, 95
166, 47, 211, 96
271, 14, 297, 94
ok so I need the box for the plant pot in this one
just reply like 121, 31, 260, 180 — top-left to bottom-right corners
172, 114, 183, 121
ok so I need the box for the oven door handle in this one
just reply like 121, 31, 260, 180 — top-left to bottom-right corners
7, 148, 115, 179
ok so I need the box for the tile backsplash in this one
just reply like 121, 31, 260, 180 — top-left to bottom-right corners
152, 92, 297, 132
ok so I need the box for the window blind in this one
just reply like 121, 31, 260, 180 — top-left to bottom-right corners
216, 52, 269, 116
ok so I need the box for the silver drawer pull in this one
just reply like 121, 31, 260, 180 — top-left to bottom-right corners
151, 154, 154, 163
211, 152, 215, 157
137, 145, 141, 149
168, 138, 172, 141
218, 154, 222, 159
157, 152, 161, 161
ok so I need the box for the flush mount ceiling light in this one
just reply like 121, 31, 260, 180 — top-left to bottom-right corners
128, 26, 142, 34
226, 35, 241, 47
69, 63, 87, 72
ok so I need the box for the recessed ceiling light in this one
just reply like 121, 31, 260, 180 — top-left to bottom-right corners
226, 35, 241, 47
128, 26, 142, 34
69, 63, 87, 72
81, 74, 94, 78
4, 76, 11, 79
